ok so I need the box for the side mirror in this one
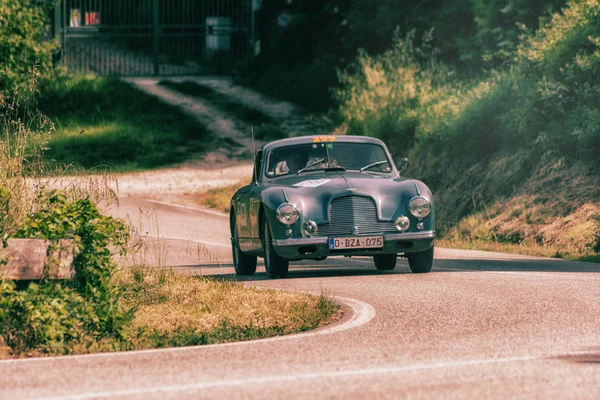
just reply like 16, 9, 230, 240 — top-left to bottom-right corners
397, 157, 409, 173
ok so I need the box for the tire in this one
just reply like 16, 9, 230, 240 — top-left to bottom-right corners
263, 218, 289, 279
231, 215, 257, 276
373, 254, 397, 270
407, 245, 434, 273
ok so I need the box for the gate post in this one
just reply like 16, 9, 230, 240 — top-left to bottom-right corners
153, 0, 159, 76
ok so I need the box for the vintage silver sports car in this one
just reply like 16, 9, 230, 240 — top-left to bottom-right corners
230, 135, 435, 279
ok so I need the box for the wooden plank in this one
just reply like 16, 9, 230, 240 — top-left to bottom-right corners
0, 239, 75, 280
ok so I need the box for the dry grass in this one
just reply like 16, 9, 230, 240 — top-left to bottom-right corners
191, 183, 245, 213
116, 267, 341, 346
440, 160, 600, 261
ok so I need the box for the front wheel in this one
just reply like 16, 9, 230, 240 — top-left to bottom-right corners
263, 219, 289, 279
373, 254, 397, 270
232, 215, 257, 276
407, 246, 434, 273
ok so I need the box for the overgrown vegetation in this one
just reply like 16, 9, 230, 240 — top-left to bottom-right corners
37, 76, 215, 172
245, 0, 567, 111
0, 79, 132, 355
0, 0, 58, 104
334, 0, 600, 260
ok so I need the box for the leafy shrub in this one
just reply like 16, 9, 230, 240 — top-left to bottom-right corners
15, 191, 131, 338
335, 30, 458, 155
0, 191, 131, 356
0, 280, 96, 355
0, 0, 58, 103
516, 0, 600, 159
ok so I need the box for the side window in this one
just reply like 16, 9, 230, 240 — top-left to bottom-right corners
253, 150, 263, 183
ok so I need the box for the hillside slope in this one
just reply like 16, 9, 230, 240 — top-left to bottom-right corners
335, 0, 600, 260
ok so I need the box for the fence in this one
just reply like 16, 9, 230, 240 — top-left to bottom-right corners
54, 0, 254, 76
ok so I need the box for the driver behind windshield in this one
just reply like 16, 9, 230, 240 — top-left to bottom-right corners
267, 142, 391, 176
268, 147, 310, 176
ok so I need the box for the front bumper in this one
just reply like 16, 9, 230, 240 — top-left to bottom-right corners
272, 231, 435, 260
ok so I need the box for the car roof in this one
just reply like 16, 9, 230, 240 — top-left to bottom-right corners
260, 135, 386, 152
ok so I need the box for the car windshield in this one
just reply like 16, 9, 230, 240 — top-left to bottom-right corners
266, 142, 392, 177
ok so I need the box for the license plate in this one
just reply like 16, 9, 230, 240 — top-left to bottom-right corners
328, 236, 383, 249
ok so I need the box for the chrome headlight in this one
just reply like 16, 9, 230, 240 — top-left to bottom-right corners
409, 196, 431, 219
276, 203, 300, 225
302, 220, 318, 235
395, 216, 410, 231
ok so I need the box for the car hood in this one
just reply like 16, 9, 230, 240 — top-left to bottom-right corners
262, 172, 431, 222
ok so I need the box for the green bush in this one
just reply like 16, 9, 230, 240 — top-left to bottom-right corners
335, 30, 461, 156
0, 191, 131, 355
16, 191, 131, 336
0, 0, 58, 103
0, 280, 96, 355
516, 0, 600, 158
337, 0, 600, 162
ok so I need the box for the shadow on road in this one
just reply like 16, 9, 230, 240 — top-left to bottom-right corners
169, 255, 599, 282
433, 257, 600, 273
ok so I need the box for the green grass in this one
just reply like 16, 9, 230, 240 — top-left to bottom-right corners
37, 76, 214, 172
160, 80, 287, 141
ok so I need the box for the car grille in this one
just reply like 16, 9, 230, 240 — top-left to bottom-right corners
317, 196, 397, 236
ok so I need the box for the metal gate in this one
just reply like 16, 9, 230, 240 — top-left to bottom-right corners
55, 0, 254, 76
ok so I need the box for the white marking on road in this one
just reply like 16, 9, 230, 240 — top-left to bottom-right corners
435, 267, 588, 279
145, 199, 228, 217
484, 271, 574, 278
33, 351, 590, 400
0, 295, 374, 365
155, 235, 231, 248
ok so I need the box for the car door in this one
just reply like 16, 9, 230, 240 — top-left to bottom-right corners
234, 150, 263, 252
248, 150, 264, 249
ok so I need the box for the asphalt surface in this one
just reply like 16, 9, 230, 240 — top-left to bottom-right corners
1, 197, 599, 399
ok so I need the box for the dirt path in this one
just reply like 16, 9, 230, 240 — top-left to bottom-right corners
164, 76, 325, 136
112, 77, 328, 203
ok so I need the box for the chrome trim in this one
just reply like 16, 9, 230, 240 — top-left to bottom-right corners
413, 182, 421, 196
384, 231, 436, 240
409, 196, 431, 218
273, 231, 435, 247
320, 195, 395, 236
394, 215, 410, 231
273, 237, 328, 247
276, 203, 299, 225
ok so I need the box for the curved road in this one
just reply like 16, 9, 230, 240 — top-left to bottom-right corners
1, 198, 599, 399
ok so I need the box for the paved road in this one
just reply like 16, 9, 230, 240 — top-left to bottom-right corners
1, 198, 599, 399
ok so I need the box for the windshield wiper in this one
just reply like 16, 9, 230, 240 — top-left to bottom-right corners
297, 158, 327, 174
359, 160, 389, 172
297, 166, 346, 174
